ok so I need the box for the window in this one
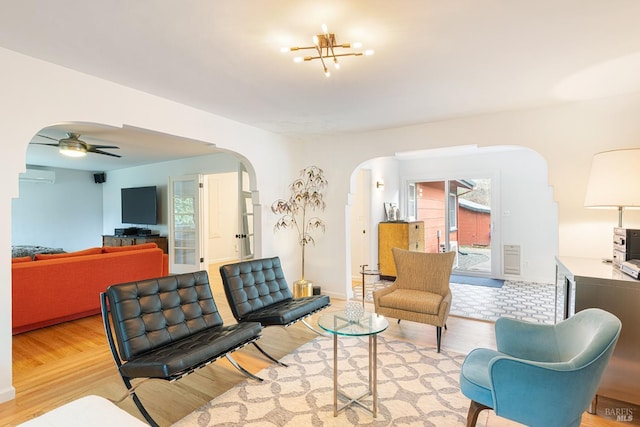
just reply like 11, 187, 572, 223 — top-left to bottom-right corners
407, 183, 416, 221
448, 192, 457, 231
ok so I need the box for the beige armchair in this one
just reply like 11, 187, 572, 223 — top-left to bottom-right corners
373, 247, 455, 353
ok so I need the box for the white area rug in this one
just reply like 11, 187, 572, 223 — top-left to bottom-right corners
172, 335, 469, 426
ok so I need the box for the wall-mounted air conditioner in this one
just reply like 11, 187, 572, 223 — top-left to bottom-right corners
19, 168, 56, 184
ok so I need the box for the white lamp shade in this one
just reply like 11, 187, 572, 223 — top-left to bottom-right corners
584, 148, 640, 208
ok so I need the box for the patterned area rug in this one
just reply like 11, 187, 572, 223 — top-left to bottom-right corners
172, 335, 469, 426
353, 279, 555, 324
449, 281, 555, 324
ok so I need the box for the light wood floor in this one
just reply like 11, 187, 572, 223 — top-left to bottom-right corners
0, 269, 629, 426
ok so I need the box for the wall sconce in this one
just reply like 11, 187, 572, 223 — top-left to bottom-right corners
376, 180, 384, 190
584, 148, 640, 227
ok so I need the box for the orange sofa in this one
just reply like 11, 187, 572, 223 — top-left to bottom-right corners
11, 243, 169, 334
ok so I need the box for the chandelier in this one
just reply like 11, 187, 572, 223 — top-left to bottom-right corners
281, 24, 374, 77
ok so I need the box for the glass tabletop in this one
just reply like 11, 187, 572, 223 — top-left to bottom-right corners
318, 310, 389, 336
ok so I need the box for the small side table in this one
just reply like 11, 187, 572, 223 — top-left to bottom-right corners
317, 310, 389, 417
359, 265, 381, 305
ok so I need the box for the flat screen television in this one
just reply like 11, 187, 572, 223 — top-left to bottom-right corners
121, 185, 158, 225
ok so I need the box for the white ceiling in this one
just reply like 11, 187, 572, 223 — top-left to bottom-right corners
2, 0, 640, 171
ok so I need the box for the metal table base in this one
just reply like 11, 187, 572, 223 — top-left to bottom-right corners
332, 333, 379, 417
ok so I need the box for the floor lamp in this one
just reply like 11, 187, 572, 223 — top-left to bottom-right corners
584, 148, 640, 227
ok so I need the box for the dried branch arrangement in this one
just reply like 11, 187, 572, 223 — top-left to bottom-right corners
271, 166, 328, 279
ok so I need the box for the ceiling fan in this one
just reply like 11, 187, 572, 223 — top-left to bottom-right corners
31, 132, 122, 158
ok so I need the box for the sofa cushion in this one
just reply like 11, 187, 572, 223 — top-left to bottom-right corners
34, 247, 102, 260
241, 295, 331, 326
102, 243, 158, 253
378, 288, 443, 315
12, 256, 32, 263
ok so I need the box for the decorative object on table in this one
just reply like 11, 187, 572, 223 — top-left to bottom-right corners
272, 166, 327, 297
383, 202, 399, 222
344, 300, 365, 322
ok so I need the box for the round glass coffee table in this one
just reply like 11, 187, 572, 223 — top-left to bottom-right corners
318, 309, 389, 417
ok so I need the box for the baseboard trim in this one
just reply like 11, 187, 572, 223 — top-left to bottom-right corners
0, 385, 16, 404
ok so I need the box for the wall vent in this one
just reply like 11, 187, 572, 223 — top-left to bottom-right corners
19, 168, 56, 184
503, 244, 521, 275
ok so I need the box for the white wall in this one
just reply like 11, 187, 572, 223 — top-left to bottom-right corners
12, 168, 104, 251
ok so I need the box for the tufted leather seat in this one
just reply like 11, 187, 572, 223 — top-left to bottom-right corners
220, 256, 330, 364
101, 270, 262, 427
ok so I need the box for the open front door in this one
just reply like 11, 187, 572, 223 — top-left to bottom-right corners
169, 174, 205, 273
410, 178, 494, 276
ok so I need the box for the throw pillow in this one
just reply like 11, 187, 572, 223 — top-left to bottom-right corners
34, 247, 102, 260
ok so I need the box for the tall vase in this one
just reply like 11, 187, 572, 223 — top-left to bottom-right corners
294, 243, 313, 298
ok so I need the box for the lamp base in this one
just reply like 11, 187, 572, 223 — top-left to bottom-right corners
294, 279, 314, 298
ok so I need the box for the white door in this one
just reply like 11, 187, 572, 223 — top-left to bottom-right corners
350, 169, 372, 280
237, 164, 254, 260
169, 174, 205, 273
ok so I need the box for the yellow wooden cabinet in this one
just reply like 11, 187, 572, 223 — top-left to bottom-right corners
378, 221, 424, 278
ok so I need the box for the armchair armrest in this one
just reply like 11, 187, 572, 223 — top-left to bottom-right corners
495, 317, 561, 362
372, 281, 398, 306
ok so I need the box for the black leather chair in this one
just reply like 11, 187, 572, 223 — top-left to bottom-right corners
101, 270, 262, 427
220, 256, 331, 366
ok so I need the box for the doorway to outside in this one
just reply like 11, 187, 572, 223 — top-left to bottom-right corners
408, 178, 492, 277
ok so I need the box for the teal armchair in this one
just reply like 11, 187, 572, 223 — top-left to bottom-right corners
459, 308, 621, 427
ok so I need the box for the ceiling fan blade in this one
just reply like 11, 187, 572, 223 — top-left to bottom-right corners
91, 149, 122, 158
35, 134, 60, 142
90, 144, 120, 149
30, 142, 60, 147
